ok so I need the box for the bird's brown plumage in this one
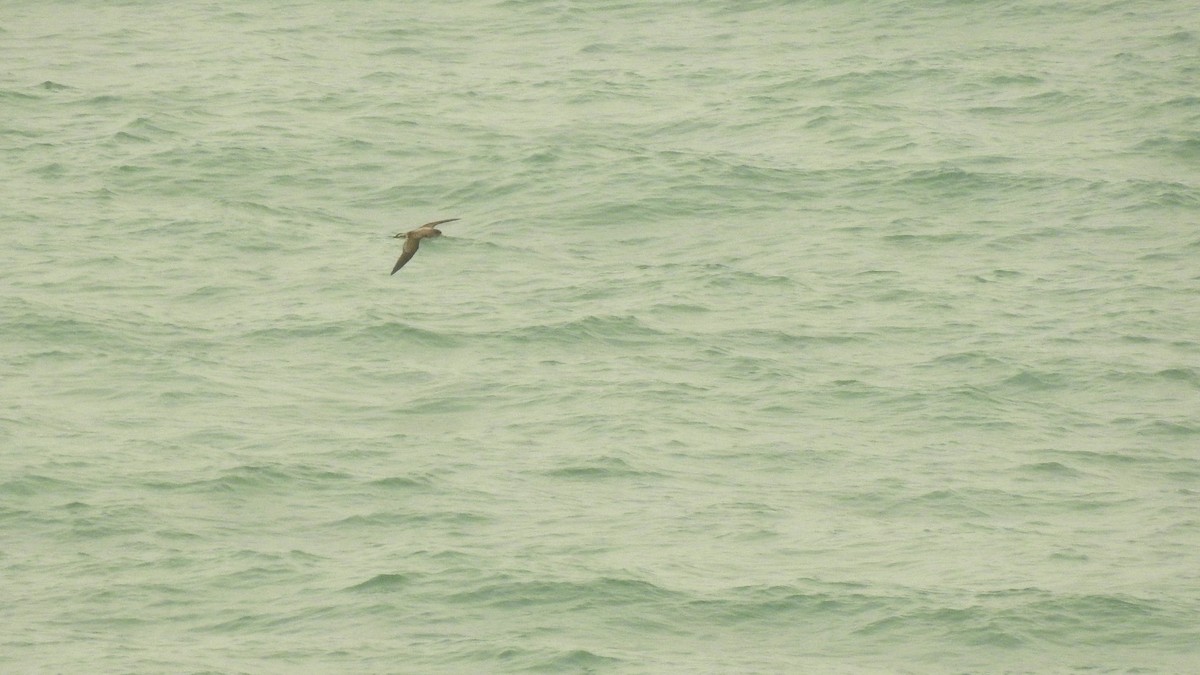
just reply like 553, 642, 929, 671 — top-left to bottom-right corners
390, 218, 459, 274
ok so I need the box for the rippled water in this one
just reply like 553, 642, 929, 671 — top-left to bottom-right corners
4, 1, 1199, 672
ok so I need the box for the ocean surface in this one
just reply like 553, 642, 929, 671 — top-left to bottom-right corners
3, 1, 1199, 672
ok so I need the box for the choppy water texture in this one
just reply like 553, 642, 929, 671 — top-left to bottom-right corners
3, 1, 1199, 672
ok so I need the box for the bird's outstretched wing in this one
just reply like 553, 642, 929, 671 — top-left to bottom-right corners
391, 237, 421, 275
389, 218, 459, 274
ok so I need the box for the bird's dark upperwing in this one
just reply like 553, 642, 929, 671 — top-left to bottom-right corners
390, 237, 421, 275
420, 218, 459, 228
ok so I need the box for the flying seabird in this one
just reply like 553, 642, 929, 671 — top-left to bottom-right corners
390, 218, 459, 274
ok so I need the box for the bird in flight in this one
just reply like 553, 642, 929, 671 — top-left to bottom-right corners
390, 218, 459, 274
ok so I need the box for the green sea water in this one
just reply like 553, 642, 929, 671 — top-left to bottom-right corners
3, 1, 1199, 672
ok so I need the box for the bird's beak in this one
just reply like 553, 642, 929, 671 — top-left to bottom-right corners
392, 233, 405, 239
